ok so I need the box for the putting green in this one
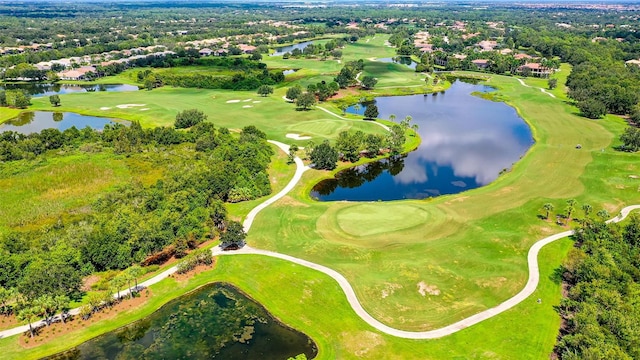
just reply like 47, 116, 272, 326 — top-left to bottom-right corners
336, 203, 429, 237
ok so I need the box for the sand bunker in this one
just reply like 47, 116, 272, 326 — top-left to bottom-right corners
140, 108, 150, 111
286, 133, 312, 141
116, 104, 146, 109
99, 107, 111, 110
243, 99, 252, 102
226, 100, 241, 103
242, 105, 253, 108
252, 101, 261, 104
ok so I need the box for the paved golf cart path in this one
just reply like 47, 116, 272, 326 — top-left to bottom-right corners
2, 141, 638, 340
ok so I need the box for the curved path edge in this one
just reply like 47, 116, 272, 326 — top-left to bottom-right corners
2, 140, 639, 341
212, 205, 640, 339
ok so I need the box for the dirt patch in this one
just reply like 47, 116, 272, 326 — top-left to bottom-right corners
81, 275, 101, 292
475, 277, 507, 289
444, 196, 469, 205
340, 331, 385, 358
331, 87, 361, 100
417, 281, 440, 296
0, 314, 19, 331
18, 289, 153, 349
381, 282, 403, 299
274, 196, 309, 208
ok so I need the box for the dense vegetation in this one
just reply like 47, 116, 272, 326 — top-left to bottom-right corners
0, 122, 272, 305
555, 216, 640, 359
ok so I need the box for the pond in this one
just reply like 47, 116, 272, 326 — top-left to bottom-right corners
311, 81, 534, 201
45, 283, 317, 360
0, 83, 139, 97
271, 41, 315, 56
0, 112, 125, 134
377, 57, 418, 70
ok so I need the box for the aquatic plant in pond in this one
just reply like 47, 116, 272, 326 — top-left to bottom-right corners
45, 283, 317, 360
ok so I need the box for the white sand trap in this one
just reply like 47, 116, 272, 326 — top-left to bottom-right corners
140, 108, 150, 111
99, 107, 111, 110
286, 133, 312, 141
252, 101, 261, 104
226, 100, 241, 103
243, 99, 252, 102
242, 105, 253, 108
116, 103, 146, 109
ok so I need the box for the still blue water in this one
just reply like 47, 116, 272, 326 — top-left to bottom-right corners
311, 81, 534, 201
271, 41, 314, 56
377, 57, 418, 70
0, 83, 138, 97
0, 112, 124, 134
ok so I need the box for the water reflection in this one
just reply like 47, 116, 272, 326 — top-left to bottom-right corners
377, 57, 418, 70
271, 41, 315, 56
313, 81, 533, 201
0, 112, 125, 134
0, 83, 138, 97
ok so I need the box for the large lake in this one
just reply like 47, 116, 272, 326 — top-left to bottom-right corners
311, 81, 534, 201
0, 111, 124, 134
0, 83, 138, 97
45, 283, 317, 360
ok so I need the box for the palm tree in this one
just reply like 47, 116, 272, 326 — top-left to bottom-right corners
128, 265, 144, 294
33, 295, 55, 327
582, 204, 593, 218
597, 209, 610, 222
18, 307, 40, 338
389, 114, 396, 123
110, 274, 127, 301
542, 203, 554, 220
411, 123, 419, 134
565, 199, 577, 225
53, 295, 70, 324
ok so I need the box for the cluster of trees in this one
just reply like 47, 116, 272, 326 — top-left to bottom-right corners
554, 215, 640, 359
149, 68, 285, 91
540, 199, 606, 226
335, 59, 365, 88
567, 62, 640, 119
282, 39, 346, 60
309, 125, 408, 170
0, 89, 31, 109
284, 85, 317, 110
619, 126, 640, 152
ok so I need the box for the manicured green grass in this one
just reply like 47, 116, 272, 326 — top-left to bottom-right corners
0, 238, 572, 359
28, 86, 388, 145
244, 70, 640, 335
0, 107, 22, 125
